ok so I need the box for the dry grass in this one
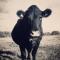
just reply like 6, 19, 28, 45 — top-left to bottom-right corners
0, 35, 60, 60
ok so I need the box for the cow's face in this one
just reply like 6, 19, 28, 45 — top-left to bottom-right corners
17, 5, 52, 31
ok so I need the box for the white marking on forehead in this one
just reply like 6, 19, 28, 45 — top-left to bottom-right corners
30, 31, 40, 36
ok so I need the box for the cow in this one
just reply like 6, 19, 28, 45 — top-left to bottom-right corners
11, 5, 52, 60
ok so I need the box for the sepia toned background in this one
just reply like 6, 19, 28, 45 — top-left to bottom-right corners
0, 0, 60, 33
0, 0, 60, 60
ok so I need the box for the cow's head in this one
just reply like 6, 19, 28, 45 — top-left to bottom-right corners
17, 5, 52, 31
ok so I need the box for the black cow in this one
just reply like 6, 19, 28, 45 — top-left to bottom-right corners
11, 5, 52, 60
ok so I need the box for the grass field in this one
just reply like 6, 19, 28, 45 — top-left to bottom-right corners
0, 35, 60, 60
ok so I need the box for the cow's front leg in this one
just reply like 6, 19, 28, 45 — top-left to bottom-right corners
27, 51, 31, 60
26, 42, 32, 60
32, 46, 38, 60
31, 39, 40, 60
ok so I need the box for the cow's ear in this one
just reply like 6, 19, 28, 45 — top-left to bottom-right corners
42, 9, 52, 17
16, 10, 25, 18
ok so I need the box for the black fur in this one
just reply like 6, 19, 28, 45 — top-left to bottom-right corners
11, 5, 52, 60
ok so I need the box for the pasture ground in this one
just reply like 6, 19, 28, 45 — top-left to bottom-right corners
0, 35, 60, 60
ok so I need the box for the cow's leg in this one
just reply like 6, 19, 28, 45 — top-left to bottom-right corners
32, 39, 40, 60
32, 46, 38, 60
26, 44, 32, 60
27, 51, 31, 60
19, 45, 26, 60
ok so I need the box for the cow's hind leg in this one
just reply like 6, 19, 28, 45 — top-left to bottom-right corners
19, 45, 26, 60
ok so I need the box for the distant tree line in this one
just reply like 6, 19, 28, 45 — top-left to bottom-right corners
51, 31, 60, 35
43, 31, 60, 35
0, 31, 60, 38
0, 31, 11, 38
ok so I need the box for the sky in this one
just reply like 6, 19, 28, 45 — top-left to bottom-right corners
0, 0, 60, 33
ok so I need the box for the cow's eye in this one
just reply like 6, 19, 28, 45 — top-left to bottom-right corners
39, 15, 42, 18
39, 17, 42, 20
